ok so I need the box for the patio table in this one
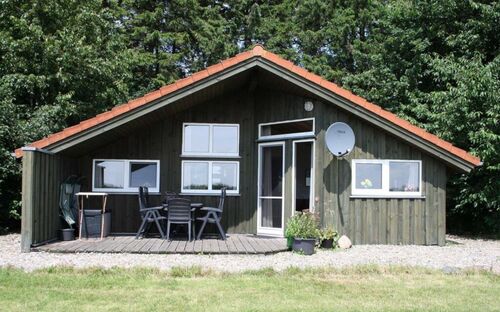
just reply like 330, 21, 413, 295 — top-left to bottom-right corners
75, 192, 108, 240
162, 202, 203, 211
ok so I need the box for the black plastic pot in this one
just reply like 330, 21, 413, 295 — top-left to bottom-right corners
292, 238, 316, 255
60, 228, 75, 241
320, 239, 334, 249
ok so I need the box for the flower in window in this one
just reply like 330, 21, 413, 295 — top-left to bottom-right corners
360, 179, 373, 188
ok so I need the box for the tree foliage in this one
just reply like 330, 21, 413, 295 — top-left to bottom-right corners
0, 0, 498, 234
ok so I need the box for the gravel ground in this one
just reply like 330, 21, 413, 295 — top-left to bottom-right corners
1, 234, 498, 273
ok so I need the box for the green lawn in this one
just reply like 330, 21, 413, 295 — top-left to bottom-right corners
0, 266, 498, 311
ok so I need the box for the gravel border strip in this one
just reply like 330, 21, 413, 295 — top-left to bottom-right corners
1, 234, 498, 273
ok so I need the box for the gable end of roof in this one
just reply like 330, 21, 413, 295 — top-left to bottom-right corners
14, 45, 480, 172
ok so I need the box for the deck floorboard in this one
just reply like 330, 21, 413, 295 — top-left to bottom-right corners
34, 234, 288, 255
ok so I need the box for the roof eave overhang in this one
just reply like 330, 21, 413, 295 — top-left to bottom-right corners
254, 59, 476, 173
27, 57, 261, 156
16, 55, 477, 173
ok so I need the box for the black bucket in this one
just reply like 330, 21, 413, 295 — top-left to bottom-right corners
60, 228, 75, 241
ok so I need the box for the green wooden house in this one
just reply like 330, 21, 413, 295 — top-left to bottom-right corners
15, 45, 480, 251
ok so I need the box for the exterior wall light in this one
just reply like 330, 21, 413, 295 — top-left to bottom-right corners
304, 100, 314, 112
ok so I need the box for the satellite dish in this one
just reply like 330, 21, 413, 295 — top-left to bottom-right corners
325, 122, 355, 157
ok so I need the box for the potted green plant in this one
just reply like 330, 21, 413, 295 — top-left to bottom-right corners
317, 227, 338, 249
285, 212, 318, 255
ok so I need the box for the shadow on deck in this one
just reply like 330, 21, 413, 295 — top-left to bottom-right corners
33, 234, 288, 255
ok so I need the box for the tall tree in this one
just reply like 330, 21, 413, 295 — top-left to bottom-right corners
342, 0, 500, 233
119, 0, 235, 97
0, 0, 129, 230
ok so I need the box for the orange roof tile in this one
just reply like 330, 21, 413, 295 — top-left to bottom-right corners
14, 45, 481, 167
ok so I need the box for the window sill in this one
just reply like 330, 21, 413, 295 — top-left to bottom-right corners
350, 195, 426, 199
180, 192, 240, 197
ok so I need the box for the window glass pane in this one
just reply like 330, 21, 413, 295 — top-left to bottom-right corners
212, 163, 238, 191
94, 161, 124, 188
261, 119, 313, 136
355, 163, 382, 189
129, 162, 157, 188
261, 145, 283, 196
212, 126, 238, 154
183, 162, 209, 190
260, 199, 282, 228
389, 162, 420, 192
184, 125, 209, 153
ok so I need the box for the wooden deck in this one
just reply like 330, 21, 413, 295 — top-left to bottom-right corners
33, 234, 288, 255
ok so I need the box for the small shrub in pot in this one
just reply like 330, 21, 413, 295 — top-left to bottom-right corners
285, 212, 318, 255
317, 227, 338, 249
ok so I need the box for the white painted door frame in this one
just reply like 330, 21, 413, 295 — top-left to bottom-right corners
292, 139, 315, 214
257, 141, 285, 236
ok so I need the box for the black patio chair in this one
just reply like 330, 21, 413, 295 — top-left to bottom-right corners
196, 187, 227, 240
163, 191, 178, 205
166, 198, 194, 241
136, 186, 167, 239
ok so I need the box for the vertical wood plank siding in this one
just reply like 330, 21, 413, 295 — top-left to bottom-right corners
21, 150, 75, 251
315, 101, 447, 245
22, 87, 447, 246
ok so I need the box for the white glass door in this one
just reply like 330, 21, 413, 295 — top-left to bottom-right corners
257, 142, 285, 236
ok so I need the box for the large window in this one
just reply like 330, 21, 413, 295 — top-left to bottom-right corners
182, 161, 239, 194
93, 159, 160, 193
182, 123, 239, 157
181, 123, 240, 195
351, 160, 422, 197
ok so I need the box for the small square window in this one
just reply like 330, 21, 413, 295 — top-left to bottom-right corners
94, 161, 125, 189
183, 162, 209, 190
183, 124, 210, 154
130, 162, 158, 188
212, 162, 238, 191
212, 125, 238, 154
355, 163, 382, 189
389, 162, 420, 192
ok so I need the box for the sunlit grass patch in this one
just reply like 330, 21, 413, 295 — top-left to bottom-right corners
0, 265, 498, 311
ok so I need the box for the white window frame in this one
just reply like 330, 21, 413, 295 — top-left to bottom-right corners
292, 139, 316, 214
181, 160, 239, 195
258, 118, 315, 140
182, 122, 240, 157
92, 159, 160, 193
351, 159, 422, 198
